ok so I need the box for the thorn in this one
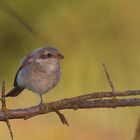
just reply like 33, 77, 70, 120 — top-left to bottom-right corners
103, 63, 117, 103
55, 110, 69, 126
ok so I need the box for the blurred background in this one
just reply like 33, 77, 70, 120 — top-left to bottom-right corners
0, 0, 140, 139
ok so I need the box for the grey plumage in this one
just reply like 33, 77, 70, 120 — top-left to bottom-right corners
5, 46, 64, 98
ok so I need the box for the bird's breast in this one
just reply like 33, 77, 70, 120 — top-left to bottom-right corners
17, 61, 61, 94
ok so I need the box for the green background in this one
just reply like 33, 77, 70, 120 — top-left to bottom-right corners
0, 0, 139, 139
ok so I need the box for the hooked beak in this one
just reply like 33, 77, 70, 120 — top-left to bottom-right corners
56, 53, 64, 59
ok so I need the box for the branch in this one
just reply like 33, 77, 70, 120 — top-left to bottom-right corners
0, 90, 139, 121
1, 81, 13, 140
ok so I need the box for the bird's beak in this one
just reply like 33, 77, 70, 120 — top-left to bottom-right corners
57, 53, 64, 59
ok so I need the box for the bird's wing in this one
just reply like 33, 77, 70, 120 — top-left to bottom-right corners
5, 53, 33, 97
5, 54, 32, 97
14, 53, 33, 87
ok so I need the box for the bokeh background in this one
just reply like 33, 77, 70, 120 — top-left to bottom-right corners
0, 0, 140, 139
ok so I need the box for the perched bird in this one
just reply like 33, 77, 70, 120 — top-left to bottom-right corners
5, 46, 64, 108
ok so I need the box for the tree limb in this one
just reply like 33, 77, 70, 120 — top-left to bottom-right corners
0, 90, 140, 121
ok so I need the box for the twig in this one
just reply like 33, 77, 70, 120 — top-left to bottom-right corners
23, 104, 69, 125
1, 81, 13, 140
5, 120, 13, 140
54, 110, 69, 126
1, 80, 6, 109
103, 63, 116, 96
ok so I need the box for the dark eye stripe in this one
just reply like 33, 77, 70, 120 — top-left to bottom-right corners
39, 54, 47, 59
39, 53, 52, 59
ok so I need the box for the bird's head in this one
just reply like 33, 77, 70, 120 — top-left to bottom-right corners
32, 46, 64, 64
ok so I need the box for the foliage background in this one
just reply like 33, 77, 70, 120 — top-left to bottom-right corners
0, 0, 139, 139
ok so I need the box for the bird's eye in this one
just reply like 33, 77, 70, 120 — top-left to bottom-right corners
47, 53, 52, 58
39, 53, 52, 59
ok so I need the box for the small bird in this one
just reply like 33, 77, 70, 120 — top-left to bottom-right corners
5, 46, 64, 108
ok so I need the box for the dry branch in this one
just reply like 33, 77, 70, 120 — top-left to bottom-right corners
1, 81, 13, 140
0, 90, 140, 121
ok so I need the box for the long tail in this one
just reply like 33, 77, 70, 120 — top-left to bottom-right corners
5, 87, 24, 97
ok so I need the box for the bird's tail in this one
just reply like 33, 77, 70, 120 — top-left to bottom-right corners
5, 87, 24, 97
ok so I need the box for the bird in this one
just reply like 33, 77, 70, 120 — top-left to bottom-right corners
5, 46, 64, 109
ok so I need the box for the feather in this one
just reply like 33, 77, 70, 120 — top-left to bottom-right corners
5, 87, 24, 97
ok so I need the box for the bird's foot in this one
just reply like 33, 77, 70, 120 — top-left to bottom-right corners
38, 102, 46, 113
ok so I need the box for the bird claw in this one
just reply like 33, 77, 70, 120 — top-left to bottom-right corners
38, 102, 46, 112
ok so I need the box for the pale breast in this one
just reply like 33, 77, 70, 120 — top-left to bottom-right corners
17, 60, 60, 94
